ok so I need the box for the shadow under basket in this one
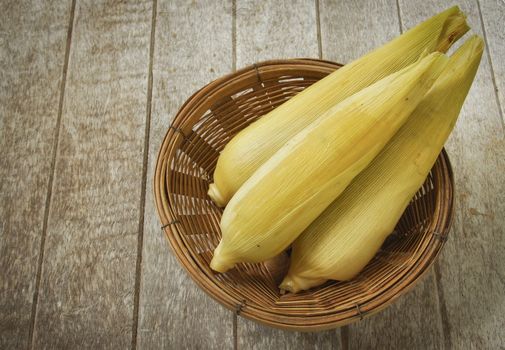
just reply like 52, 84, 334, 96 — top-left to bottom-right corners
154, 59, 455, 331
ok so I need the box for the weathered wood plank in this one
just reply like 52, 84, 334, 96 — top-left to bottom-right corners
320, 0, 400, 63
235, 0, 320, 66
348, 272, 445, 349
137, 1, 235, 348
238, 317, 340, 350
0, 1, 72, 348
478, 0, 505, 125
235, 1, 338, 348
320, 1, 447, 348
399, 1, 505, 348
31, 1, 153, 348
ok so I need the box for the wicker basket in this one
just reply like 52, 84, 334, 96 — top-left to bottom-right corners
154, 59, 454, 331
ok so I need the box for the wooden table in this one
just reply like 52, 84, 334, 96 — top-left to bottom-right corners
1, 0, 504, 348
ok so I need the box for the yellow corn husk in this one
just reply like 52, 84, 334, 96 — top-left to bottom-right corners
280, 36, 484, 293
210, 53, 448, 273
207, 6, 469, 207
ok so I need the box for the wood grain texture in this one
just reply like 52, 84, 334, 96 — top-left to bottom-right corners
399, 1, 505, 348
235, 1, 336, 348
0, 1, 503, 348
320, 1, 446, 348
319, 0, 400, 63
237, 318, 340, 350
0, 1, 72, 348
137, 1, 235, 349
31, 1, 152, 348
235, 0, 319, 66
348, 271, 444, 349
478, 0, 505, 125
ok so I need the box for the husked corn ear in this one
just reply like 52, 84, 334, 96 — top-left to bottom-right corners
207, 6, 469, 207
280, 36, 484, 293
210, 53, 448, 273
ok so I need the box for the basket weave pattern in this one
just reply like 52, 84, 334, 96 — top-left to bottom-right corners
154, 59, 454, 331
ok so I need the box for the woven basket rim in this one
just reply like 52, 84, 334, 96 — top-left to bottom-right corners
154, 58, 455, 331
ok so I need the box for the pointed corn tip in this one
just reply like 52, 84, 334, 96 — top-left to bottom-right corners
460, 36, 484, 62
447, 35, 484, 69
210, 243, 235, 272
210, 255, 235, 273
435, 10, 470, 53
466, 35, 485, 53
279, 277, 296, 294
208, 183, 227, 207
280, 274, 329, 294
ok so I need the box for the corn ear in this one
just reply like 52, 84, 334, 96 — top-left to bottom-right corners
208, 6, 469, 207
210, 53, 448, 272
280, 36, 484, 293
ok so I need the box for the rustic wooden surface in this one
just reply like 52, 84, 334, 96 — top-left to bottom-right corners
1, 0, 504, 349
0, 1, 72, 348
31, 0, 152, 348
137, 1, 234, 349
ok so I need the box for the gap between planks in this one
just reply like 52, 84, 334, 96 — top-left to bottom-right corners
315, 0, 322, 60
232, 0, 237, 72
232, 1, 238, 349
28, 0, 77, 348
476, 0, 505, 133
395, 0, 404, 36
434, 264, 452, 349
131, 0, 158, 349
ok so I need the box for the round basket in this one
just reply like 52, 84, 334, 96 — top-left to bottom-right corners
154, 59, 454, 331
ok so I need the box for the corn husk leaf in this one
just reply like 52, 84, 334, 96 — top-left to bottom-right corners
210, 53, 448, 272
208, 6, 469, 206
280, 36, 484, 293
